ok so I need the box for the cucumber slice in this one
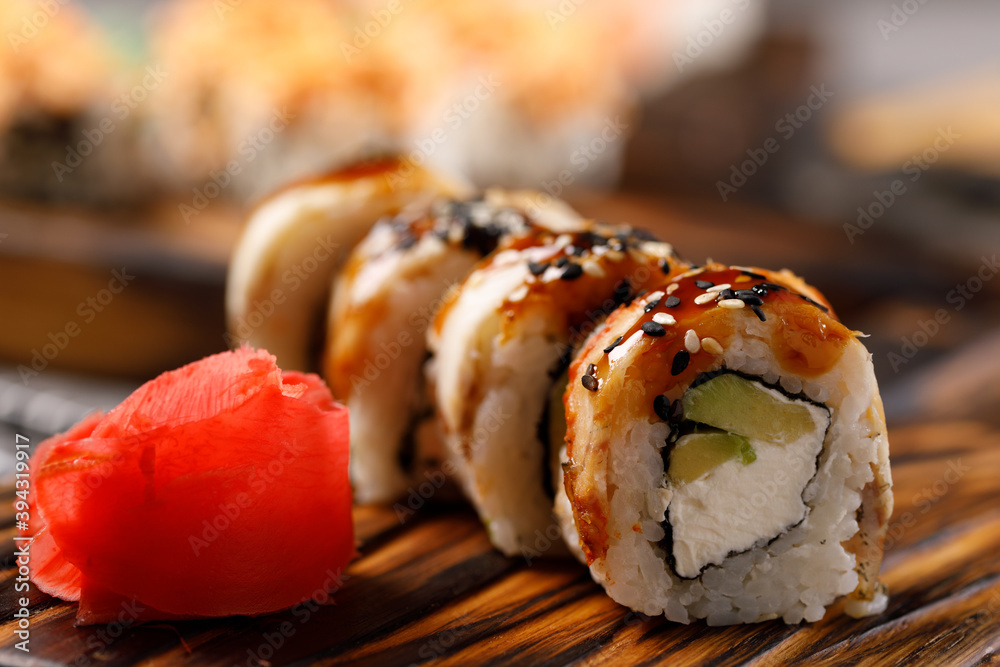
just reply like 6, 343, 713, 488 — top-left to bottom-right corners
681, 372, 821, 445
668, 432, 756, 484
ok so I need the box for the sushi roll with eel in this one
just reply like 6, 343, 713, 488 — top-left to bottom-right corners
558, 263, 893, 624
326, 190, 582, 503
429, 222, 683, 556
226, 158, 469, 371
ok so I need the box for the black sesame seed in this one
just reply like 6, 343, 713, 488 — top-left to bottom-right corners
664, 295, 681, 308
751, 305, 767, 322
666, 425, 681, 445
555, 256, 569, 268
641, 321, 666, 337
671, 350, 690, 375
561, 263, 584, 281
741, 270, 767, 280
740, 295, 764, 306
658, 258, 672, 274
398, 234, 418, 250
799, 295, 830, 313
567, 245, 586, 257
695, 280, 714, 289
588, 233, 609, 247
528, 261, 548, 276
603, 335, 624, 354
581, 374, 598, 392
653, 394, 672, 421
734, 289, 756, 299
719, 288, 736, 300
751, 284, 768, 297
759, 282, 785, 292
644, 298, 661, 313
587, 363, 597, 376
462, 219, 506, 256
612, 279, 633, 306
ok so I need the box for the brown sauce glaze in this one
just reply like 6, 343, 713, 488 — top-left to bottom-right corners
565, 264, 855, 563
586, 265, 853, 402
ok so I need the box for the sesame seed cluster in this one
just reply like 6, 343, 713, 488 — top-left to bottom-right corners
579, 264, 835, 393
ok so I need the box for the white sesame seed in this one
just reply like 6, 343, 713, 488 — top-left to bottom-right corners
627, 248, 648, 264
678, 267, 705, 280
701, 337, 723, 355
448, 226, 464, 244
718, 298, 746, 309
605, 250, 625, 263
706, 283, 732, 293
542, 266, 562, 283
666, 283, 679, 295
646, 290, 665, 304
509, 285, 529, 302
554, 234, 573, 249
653, 312, 676, 326
643, 241, 674, 258
694, 292, 717, 305
582, 260, 605, 278
684, 329, 700, 353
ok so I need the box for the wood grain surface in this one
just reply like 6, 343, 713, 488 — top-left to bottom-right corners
1, 196, 998, 665
0, 409, 999, 666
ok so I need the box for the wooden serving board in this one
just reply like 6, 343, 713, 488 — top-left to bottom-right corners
0, 411, 998, 666
1, 194, 999, 665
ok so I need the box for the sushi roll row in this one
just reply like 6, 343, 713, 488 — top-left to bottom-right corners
226, 159, 893, 625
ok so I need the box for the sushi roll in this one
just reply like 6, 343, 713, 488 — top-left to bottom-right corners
429, 223, 682, 557
226, 157, 470, 371
325, 190, 583, 503
559, 263, 893, 624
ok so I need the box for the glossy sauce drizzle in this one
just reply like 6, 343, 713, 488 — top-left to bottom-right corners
585, 265, 853, 402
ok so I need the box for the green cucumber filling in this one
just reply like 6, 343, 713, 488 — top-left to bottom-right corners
662, 371, 831, 579
668, 430, 755, 485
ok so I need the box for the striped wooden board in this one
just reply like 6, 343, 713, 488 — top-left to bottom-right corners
0, 414, 998, 666
2, 194, 998, 665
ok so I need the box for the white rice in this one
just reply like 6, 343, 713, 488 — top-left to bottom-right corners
562, 318, 890, 624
